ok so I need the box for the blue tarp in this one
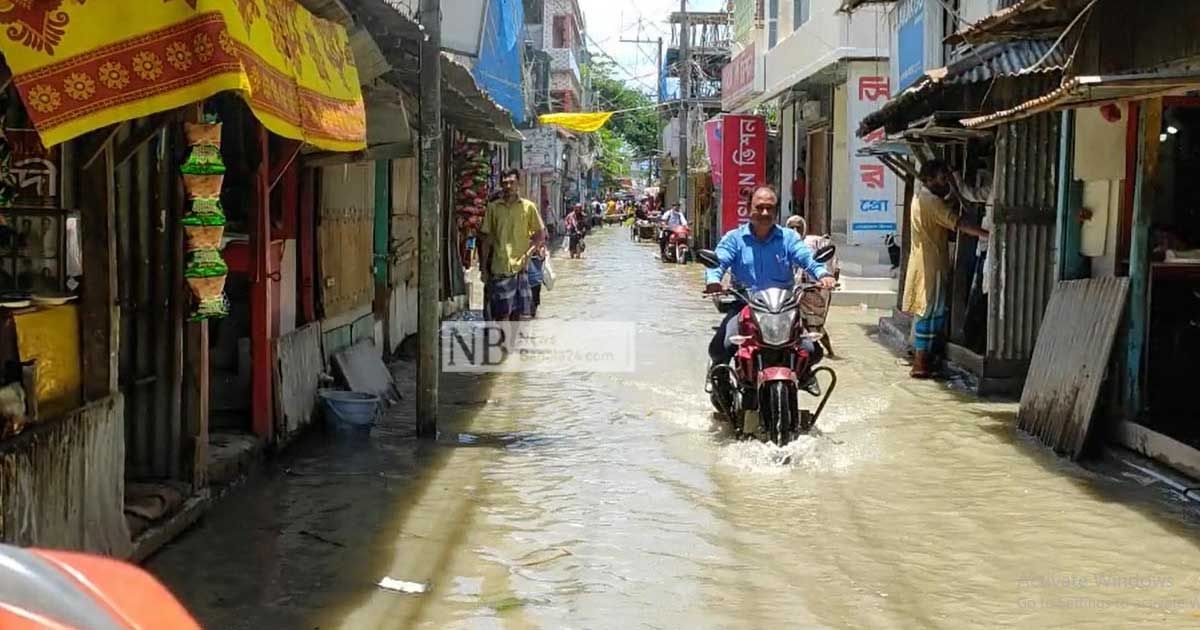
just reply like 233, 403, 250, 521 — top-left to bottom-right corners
473, 0, 526, 124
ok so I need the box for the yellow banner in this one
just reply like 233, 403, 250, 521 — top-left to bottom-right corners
538, 112, 615, 133
0, 0, 365, 151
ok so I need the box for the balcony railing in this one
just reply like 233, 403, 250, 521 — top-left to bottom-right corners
549, 47, 582, 87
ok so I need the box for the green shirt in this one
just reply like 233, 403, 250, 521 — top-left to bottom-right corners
481, 197, 545, 276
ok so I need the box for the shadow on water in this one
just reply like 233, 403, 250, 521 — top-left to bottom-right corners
147, 369, 566, 630
853, 310, 1200, 549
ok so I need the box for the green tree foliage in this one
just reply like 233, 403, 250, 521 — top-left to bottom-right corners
588, 61, 661, 159
595, 128, 631, 189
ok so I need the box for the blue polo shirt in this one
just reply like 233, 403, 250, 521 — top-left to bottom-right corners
705, 224, 829, 291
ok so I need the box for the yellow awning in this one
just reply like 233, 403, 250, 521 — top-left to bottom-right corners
538, 112, 614, 133
0, 0, 365, 151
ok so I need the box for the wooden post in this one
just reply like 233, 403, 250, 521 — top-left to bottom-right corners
299, 166, 317, 324
897, 169, 914, 312
1126, 98, 1161, 418
1056, 109, 1088, 281
374, 160, 390, 287
79, 132, 118, 401
251, 124, 274, 441
178, 105, 208, 489
417, 0, 442, 438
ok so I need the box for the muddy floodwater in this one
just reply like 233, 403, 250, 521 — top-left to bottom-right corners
150, 228, 1200, 629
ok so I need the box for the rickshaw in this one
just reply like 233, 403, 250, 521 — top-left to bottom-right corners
633, 211, 660, 242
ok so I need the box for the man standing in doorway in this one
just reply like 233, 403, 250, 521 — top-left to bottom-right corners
903, 160, 989, 378
480, 169, 546, 322
791, 166, 807, 216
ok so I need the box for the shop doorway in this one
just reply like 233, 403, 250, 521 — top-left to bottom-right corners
806, 127, 831, 236
1142, 99, 1200, 442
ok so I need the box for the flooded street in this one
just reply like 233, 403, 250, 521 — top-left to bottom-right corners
151, 228, 1200, 629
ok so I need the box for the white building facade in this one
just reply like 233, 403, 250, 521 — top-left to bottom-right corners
726, 0, 897, 259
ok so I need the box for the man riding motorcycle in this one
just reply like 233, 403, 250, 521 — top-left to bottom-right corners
659, 204, 688, 259
705, 186, 836, 397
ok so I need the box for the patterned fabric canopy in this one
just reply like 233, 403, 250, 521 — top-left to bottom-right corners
0, 0, 366, 151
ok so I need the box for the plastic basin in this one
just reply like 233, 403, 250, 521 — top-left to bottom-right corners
319, 389, 380, 431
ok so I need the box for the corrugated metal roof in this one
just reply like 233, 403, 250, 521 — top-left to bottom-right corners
839, 0, 898, 12
947, 0, 1092, 46
962, 69, 1200, 129
945, 39, 1070, 84
857, 40, 1067, 137
344, 0, 523, 142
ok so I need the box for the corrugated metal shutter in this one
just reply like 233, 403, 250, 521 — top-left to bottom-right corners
988, 113, 1059, 362
319, 163, 376, 320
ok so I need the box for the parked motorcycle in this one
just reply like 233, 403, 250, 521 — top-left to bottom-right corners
696, 246, 838, 446
661, 225, 692, 264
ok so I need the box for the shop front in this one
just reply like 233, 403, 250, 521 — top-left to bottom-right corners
0, 0, 366, 555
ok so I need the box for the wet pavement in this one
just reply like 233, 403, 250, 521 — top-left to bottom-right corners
149, 228, 1200, 629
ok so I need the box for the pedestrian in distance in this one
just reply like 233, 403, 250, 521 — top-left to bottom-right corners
565, 204, 587, 259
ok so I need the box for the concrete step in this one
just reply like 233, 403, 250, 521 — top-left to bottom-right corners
831, 289, 896, 310
839, 276, 898, 293
839, 260, 900, 278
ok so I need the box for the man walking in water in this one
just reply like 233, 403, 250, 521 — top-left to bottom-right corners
480, 169, 546, 321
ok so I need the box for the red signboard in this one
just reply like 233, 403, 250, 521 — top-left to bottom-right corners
720, 43, 757, 107
704, 118, 723, 188
719, 115, 767, 235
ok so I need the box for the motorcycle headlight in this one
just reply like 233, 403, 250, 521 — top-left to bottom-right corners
755, 310, 796, 346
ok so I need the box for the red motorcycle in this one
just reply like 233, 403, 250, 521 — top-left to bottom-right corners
697, 246, 838, 446
661, 225, 692, 264
0, 543, 200, 628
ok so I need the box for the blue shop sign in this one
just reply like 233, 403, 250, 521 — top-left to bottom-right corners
896, 0, 925, 92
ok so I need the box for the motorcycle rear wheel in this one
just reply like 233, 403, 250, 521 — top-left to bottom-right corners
762, 381, 798, 446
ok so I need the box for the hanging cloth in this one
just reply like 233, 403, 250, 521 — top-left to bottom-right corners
0, 0, 366, 151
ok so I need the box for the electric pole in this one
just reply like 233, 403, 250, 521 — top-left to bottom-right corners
677, 1, 690, 223
619, 34, 664, 183
657, 36, 663, 182
417, 0, 442, 438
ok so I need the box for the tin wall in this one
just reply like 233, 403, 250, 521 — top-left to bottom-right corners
987, 112, 1060, 363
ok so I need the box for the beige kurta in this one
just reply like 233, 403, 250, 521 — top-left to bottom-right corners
902, 190, 960, 317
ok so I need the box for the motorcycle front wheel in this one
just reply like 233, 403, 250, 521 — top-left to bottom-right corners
762, 381, 798, 446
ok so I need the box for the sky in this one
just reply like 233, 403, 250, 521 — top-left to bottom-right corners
579, 0, 725, 99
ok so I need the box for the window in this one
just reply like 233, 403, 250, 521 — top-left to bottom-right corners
551, 89, 576, 112
553, 15, 567, 48
793, 0, 809, 28
768, 0, 778, 48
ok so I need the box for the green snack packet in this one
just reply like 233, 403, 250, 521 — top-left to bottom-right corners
181, 144, 226, 175
182, 197, 227, 226
189, 294, 229, 321
184, 249, 229, 278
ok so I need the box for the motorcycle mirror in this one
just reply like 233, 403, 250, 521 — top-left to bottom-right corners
813, 244, 837, 263
695, 249, 720, 269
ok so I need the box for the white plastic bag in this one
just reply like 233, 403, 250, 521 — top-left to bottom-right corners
542, 256, 557, 291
